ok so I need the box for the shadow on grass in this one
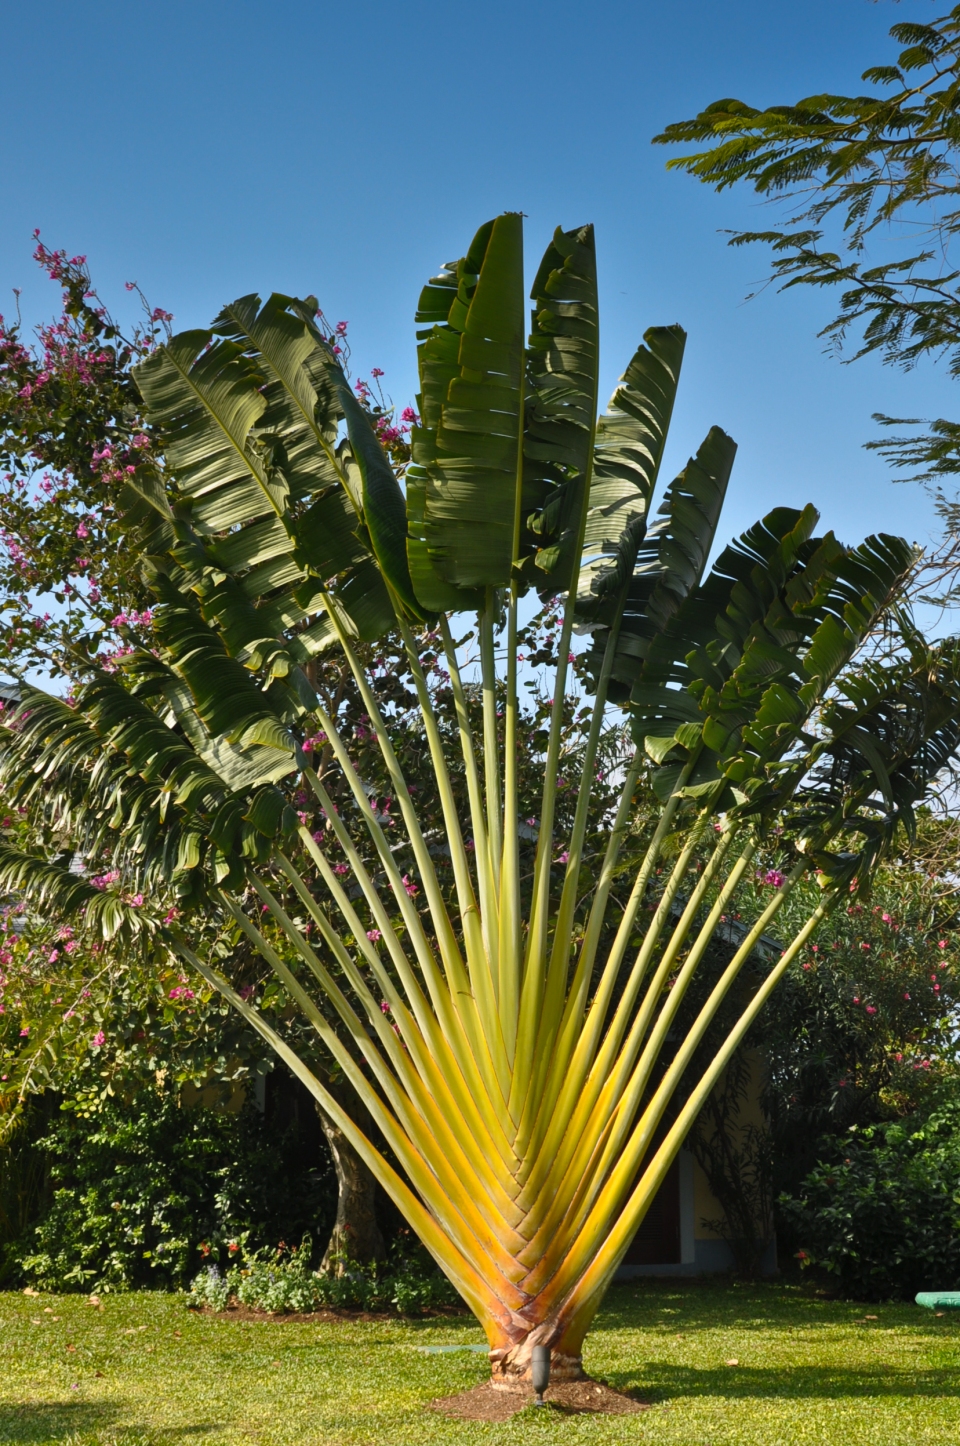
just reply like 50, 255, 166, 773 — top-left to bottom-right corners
595, 1280, 954, 1335
603, 1362, 960, 1403
0, 1402, 220, 1445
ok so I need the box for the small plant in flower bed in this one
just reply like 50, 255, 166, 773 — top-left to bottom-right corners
188, 1234, 458, 1315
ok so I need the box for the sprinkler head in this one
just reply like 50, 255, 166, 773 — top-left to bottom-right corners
531, 1345, 550, 1406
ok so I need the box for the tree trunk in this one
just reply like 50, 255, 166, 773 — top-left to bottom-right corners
315, 1088, 385, 1273
489, 1334, 585, 1387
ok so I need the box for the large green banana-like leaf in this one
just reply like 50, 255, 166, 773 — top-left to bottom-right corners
148, 580, 300, 754
632, 508, 915, 804
631, 506, 823, 751
407, 215, 525, 598
777, 636, 960, 885
134, 296, 396, 664
574, 327, 698, 690
523, 224, 599, 589
0, 687, 203, 901
584, 425, 736, 701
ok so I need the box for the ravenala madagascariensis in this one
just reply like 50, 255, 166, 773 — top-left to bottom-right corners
3, 214, 959, 1383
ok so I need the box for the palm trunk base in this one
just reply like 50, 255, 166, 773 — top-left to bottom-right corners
489, 1344, 584, 1387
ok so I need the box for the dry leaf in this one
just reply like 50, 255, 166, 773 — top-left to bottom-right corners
23, 1287, 39, 1298
66, 1345, 76, 1353
865, 1315, 878, 1321
725, 1358, 739, 1366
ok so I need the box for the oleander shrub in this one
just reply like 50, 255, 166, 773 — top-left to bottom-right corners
780, 1102, 960, 1300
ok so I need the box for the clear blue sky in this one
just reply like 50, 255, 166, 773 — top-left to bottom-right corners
3, 0, 954, 561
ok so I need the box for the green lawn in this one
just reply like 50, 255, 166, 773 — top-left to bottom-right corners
2, 1279, 958, 1445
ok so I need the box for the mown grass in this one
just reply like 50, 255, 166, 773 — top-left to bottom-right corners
2, 1278, 958, 1445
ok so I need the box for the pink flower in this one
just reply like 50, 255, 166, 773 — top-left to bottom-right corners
76, 522, 89, 539
366, 929, 382, 942
334, 863, 349, 876
19, 1027, 29, 1036
91, 1030, 105, 1047
939, 939, 949, 949
865, 1005, 877, 1015
380, 1000, 391, 1014
163, 908, 178, 924
129, 894, 144, 907
763, 870, 785, 889
556, 851, 570, 865
402, 874, 419, 897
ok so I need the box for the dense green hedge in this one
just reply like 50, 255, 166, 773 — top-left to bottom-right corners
11, 1086, 336, 1293
781, 1103, 960, 1300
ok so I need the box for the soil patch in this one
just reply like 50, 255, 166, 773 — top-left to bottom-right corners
429, 1378, 650, 1421
191, 1301, 469, 1326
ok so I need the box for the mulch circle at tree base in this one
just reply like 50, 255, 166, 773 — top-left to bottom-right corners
429, 1378, 650, 1421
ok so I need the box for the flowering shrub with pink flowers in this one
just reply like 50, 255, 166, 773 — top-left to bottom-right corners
0, 241, 167, 678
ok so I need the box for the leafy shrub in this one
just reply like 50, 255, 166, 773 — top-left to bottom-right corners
780, 1103, 960, 1300
189, 1234, 458, 1315
16, 1087, 335, 1292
